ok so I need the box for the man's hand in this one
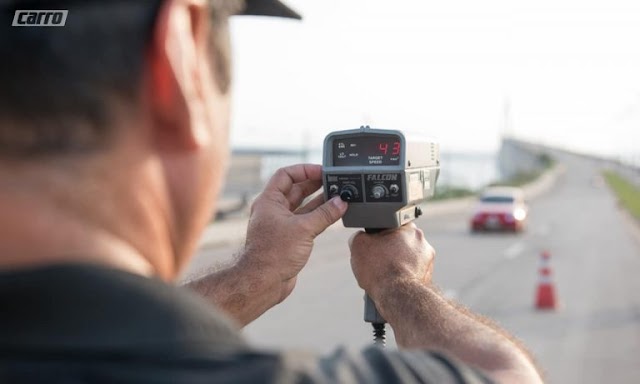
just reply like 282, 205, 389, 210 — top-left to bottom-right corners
239, 164, 347, 304
349, 223, 435, 302
186, 164, 347, 327
349, 223, 543, 384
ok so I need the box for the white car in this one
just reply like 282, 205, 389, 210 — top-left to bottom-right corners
470, 187, 528, 232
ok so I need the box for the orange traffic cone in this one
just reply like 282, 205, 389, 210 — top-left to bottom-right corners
535, 251, 558, 310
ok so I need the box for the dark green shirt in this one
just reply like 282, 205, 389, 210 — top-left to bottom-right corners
0, 264, 492, 383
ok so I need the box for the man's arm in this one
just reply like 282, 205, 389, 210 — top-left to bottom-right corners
185, 164, 347, 327
184, 258, 281, 327
350, 225, 543, 384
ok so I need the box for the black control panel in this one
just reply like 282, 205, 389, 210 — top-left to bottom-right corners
325, 173, 403, 203
325, 174, 363, 202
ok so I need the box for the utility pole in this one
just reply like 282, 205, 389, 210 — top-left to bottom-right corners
503, 97, 515, 138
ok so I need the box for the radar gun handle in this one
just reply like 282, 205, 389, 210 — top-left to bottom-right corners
364, 228, 388, 346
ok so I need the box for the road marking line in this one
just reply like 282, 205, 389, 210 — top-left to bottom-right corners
503, 242, 525, 259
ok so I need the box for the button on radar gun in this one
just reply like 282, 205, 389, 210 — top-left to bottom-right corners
322, 126, 440, 345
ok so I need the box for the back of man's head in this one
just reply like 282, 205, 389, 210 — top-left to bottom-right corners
0, 0, 240, 157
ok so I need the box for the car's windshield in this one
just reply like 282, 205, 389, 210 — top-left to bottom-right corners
480, 196, 514, 203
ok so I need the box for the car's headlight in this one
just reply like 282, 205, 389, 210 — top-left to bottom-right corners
513, 208, 526, 221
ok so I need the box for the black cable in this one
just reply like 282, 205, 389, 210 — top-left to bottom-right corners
372, 323, 386, 346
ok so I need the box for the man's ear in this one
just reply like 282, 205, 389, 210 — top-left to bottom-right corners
146, 0, 210, 152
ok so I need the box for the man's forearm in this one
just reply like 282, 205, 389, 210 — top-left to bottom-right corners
374, 280, 543, 384
183, 259, 281, 327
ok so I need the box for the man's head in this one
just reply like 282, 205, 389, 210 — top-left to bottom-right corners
0, 0, 250, 279
0, 0, 241, 154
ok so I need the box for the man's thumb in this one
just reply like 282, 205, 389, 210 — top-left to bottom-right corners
302, 197, 348, 236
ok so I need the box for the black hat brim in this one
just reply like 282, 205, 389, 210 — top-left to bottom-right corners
239, 0, 302, 20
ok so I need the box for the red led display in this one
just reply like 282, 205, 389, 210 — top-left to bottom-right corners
333, 135, 401, 166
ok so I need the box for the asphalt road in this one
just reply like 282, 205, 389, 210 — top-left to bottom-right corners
187, 153, 640, 384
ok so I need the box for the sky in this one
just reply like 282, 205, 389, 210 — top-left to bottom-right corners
228, 0, 640, 161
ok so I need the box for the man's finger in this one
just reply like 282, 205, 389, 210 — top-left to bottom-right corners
264, 164, 322, 195
287, 180, 322, 210
294, 193, 325, 215
297, 196, 348, 236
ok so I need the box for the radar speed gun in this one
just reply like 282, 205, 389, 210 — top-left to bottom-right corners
322, 126, 440, 345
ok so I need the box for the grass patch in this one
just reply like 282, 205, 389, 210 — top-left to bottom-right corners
490, 152, 555, 188
489, 170, 542, 187
603, 171, 640, 221
538, 153, 555, 169
433, 186, 476, 201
